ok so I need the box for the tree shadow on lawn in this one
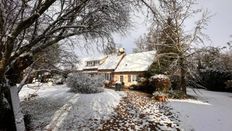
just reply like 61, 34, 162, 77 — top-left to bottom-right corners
21, 97, 69, 130
21, 89, 123, 131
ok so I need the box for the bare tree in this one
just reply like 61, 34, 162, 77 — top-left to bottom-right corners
195, 45, 232, 71
32, 44, 79, 78
140, 0, 210, 94
133, 24, 162, 53
133, 34, 149, 53
0, 0, 134, 130
102, 38, 118, 55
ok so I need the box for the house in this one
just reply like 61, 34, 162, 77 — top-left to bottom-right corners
114, 51, 156, 86
76, 50, 156, 87
98, 53, 125, 81
76, 48, 126, 80
77, 56, 107, 76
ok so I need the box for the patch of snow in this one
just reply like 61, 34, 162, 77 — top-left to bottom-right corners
168, 99, 210, 105
37, 84, 72, 99
55, 89, 126, 130
19, 83, 73, 100
168, 88, 232, 131
19, 86, 37, 100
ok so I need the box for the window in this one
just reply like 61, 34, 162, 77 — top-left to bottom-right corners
120, 75, 124, 82
86, 61, 93, 66
105, 73, 107, 80
105, 73, 111, 80
94, 61, 97, 66
109, 74, 112, 80
86, 61, 100, 67
132, 75, 137, 81
128, 75, 131, 82
86, 62, 90, 66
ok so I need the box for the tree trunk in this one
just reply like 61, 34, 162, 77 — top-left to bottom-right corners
0, 82, 26, 131
10, 86, 25, 131
0, 71, 26, 131
180, 56, 187, 95
0, 80, 15, 131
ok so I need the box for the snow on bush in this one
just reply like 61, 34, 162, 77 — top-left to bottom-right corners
66, 73, 104, 94
152, 91, 167, 96
150, 74, 169, 80
150, 74, 171, 93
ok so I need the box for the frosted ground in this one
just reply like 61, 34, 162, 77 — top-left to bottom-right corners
20, 84, 125, 130
19, 83, 232, 131
168, 89, 232, 131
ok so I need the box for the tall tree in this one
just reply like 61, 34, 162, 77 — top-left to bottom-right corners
151, 17, 180, 74
140, 0, 210, 94
0, 0, 134, 130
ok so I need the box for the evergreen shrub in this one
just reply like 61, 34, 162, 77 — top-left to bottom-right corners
170, 75, 181, 90
199, 69, 232, 91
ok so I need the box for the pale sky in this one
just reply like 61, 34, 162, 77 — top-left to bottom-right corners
115, 0, 232, 54
76, 0, 232, 57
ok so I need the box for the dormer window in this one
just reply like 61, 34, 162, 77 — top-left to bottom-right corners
86, 60, 100, 67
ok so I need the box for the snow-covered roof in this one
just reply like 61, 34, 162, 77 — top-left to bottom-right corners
115, 51, 156, 72
83, 66, 99, 70
76, 55, 107, 70
98, 54, 125, 70
84, 55, 107, 62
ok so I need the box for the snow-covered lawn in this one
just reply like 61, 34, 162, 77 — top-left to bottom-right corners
168, 89, 232, 131
19, 84, 125, 130
20, 84, 232, 131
